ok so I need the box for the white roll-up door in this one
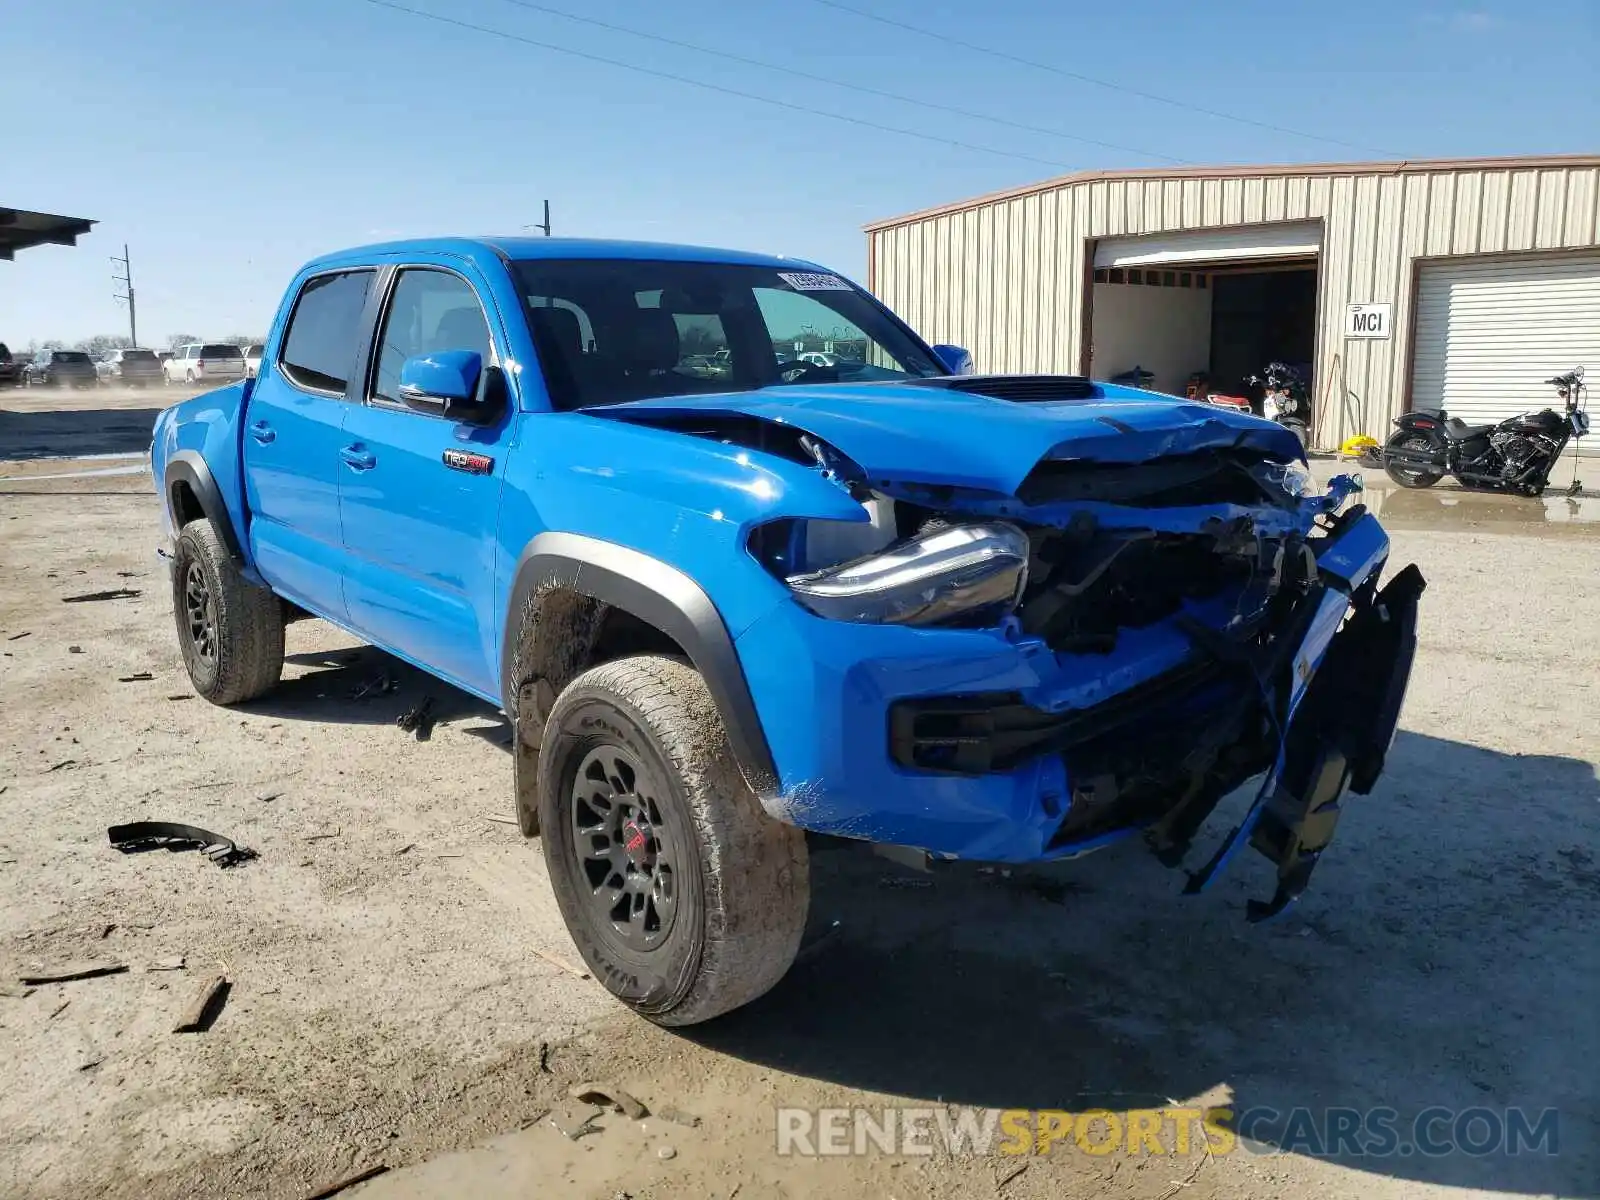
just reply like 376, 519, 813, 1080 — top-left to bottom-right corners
1411, 252, 1600, 425
1094, 222, 1321, 269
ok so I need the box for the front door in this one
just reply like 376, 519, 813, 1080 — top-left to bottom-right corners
338, 262, 514, 698
242, 267, 377, 621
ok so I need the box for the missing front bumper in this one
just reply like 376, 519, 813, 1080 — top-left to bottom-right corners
1185, 562, 1426, 920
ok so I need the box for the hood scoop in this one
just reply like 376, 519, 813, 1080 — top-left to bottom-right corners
906, 375, 1101, 403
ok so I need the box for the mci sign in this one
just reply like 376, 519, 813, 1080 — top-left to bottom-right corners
1345, 302, 1392, 339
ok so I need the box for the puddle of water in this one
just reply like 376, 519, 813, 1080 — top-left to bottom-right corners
1362, 485, 1599, 531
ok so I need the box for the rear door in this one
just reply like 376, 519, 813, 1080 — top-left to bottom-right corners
338, 260, 514, 697
242, 268, 377, 619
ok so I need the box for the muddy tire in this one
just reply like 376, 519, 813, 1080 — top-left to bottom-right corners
171, 517, 284, 704
538, 655, 808, 1026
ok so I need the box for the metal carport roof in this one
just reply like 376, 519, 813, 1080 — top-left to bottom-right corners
0, 206, 96, 260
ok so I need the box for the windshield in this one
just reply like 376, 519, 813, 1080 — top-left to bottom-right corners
511, 258, 945, 411
55, 351, 91, 363
201, 343, 242, 359
123, 349, 157, 362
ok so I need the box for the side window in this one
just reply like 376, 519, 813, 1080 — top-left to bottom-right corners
371, 269, 492, 406
279, 270, 375, 395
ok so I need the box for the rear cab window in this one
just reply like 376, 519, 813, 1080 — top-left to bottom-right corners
278, 270, 376, 395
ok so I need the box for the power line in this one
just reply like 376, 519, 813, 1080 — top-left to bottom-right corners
806, 0, 1398, 157
357, 0, 1082, 172
489, 0, 1186, 164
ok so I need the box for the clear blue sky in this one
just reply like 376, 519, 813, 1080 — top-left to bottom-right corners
2, 0, 1595, 346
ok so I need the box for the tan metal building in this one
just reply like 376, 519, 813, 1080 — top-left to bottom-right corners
866, 155, 1600, 448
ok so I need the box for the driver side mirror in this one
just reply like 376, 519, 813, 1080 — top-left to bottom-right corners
932, 344, 974, 376
397, 350, 505, 425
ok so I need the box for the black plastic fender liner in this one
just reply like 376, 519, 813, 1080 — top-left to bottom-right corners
501, 532, 779, 798
165, 450, 245, 564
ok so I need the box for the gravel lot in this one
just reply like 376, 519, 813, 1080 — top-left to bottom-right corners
2, 391, 1597, 1200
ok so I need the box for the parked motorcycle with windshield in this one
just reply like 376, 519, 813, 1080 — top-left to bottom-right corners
1382, 368, 1589, 497
1248, 362, 1311, 447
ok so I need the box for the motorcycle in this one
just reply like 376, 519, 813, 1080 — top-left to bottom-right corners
1382, 367, 1589, 497
1248, 362, 1311, 447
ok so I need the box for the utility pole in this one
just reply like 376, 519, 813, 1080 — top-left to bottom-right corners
111, 245, 137, 347
523, 200, 552, 237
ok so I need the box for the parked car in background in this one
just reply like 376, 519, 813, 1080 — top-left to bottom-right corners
102, 347, 164, 388
0, 343, 24, 388
25, 348, 99, 389
798, 351, 846, 369
163, 342, 246, 386
244, 343, 265, 378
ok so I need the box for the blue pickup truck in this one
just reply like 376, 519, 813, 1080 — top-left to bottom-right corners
150, 237, 1423, 1025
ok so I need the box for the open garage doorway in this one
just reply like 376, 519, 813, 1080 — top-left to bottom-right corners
1085, 222, 1322, 420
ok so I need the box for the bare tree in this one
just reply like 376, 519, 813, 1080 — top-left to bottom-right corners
167, 333, 199, 352
74, 334, 134, 356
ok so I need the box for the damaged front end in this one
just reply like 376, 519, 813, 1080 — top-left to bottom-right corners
601, 391, 1425, 920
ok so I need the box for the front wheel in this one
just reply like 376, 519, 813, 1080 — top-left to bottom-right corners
171, 517, 285, 704
1383, 432, 1445, 489
538, 655, 809, 1026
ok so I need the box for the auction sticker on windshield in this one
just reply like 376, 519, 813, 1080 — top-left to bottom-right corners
778, 272, 854, 291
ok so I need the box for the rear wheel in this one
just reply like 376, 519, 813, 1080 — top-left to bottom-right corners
171, 518, 284, 704
538, 655, 808, 1026
1383, 432, 1444, 489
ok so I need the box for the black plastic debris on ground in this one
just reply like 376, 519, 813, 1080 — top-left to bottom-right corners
61, 588, 141, 604
397, 695, 437, 740
108, 822, 257, 868
350, 672, 398, 701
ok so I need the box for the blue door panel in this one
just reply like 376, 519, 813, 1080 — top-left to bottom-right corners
242, 384, 348, 619
339, 406, 507, 691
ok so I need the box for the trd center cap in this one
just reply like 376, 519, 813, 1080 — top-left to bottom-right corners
622, 818, 653, 868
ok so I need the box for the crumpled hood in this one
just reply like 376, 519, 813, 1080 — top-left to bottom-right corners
587, 380, 1302, 495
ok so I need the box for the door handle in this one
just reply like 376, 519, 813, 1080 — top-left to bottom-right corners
249, 421, 275, 444
339, 445, 376, 471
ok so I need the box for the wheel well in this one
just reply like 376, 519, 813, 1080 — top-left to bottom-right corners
170, 480, 205, 528
507, 586, 688, 729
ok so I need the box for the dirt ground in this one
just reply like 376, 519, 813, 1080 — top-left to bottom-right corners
1, 390, 1598, 1200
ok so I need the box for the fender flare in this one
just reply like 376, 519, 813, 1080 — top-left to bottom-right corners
501, 532, 778, 797
165, 450, 245, 563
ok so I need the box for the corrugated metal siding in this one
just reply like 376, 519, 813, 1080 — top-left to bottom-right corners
869, 164, 1600, 448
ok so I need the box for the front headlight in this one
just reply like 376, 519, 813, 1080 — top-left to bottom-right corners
784, 522, 1030, 626
1256, 460, 1316, 500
